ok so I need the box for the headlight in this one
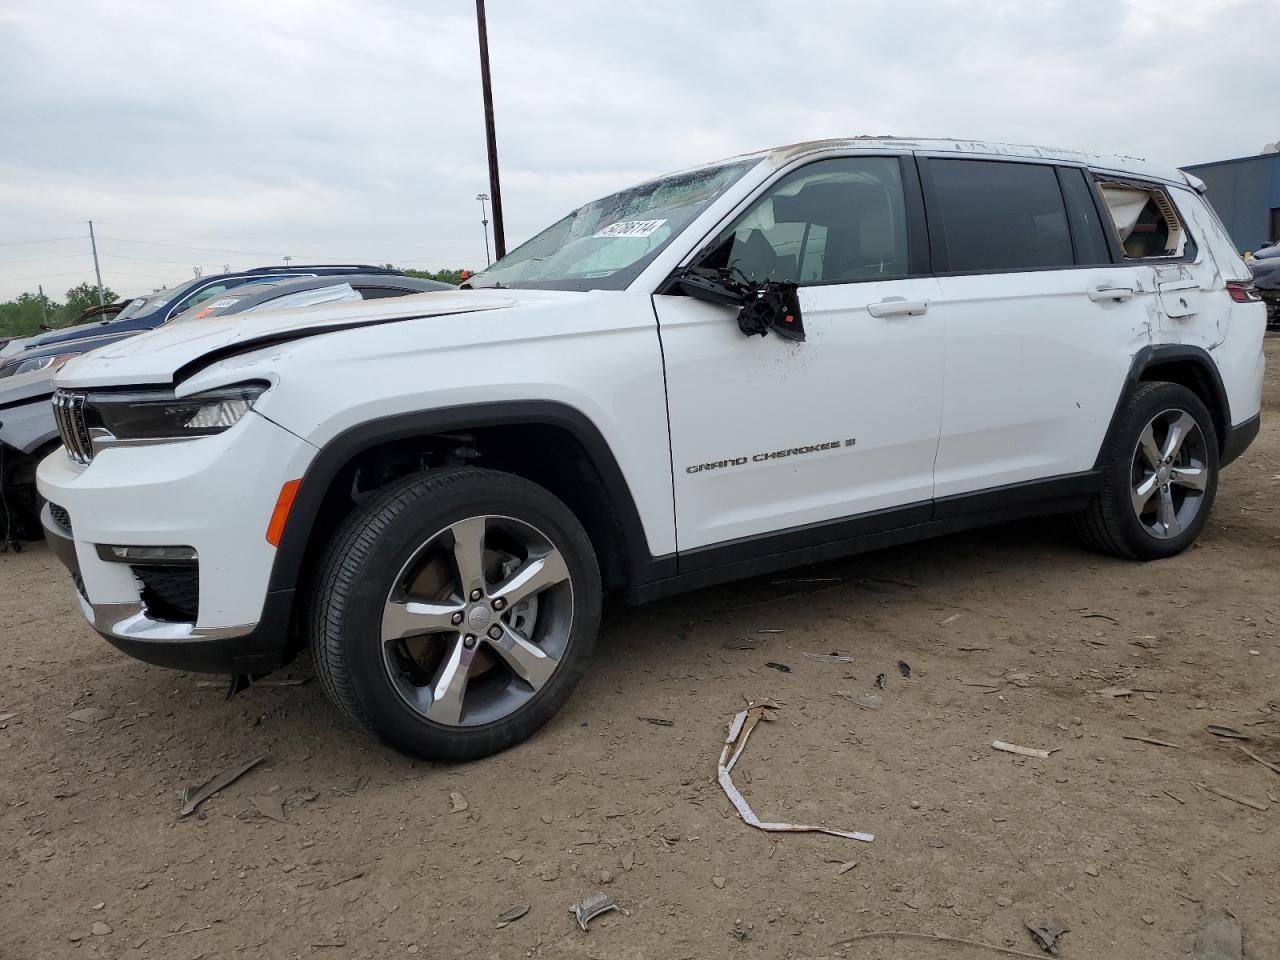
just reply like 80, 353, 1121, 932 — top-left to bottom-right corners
89, 382, 269, 442
0, 352, 79, 379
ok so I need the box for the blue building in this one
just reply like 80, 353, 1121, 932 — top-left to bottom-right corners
1183, 149, 1280, 255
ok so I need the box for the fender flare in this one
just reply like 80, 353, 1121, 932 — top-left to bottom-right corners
1093, 344, 1232, 470
266, 400, 669, 595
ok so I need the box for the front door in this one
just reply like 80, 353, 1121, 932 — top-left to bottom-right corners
652, 154, 944, 560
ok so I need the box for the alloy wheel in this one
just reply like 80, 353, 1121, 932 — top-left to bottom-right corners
1130, 408, 1209, 540
380, 514, 574, 727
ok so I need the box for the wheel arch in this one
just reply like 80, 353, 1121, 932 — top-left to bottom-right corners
1094, 344, 1231, 469
268, 401, 666, 606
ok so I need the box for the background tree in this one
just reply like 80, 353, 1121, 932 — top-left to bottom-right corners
387, 265, 475, 286
62, 281, 118, 320
0, 291, 60, 338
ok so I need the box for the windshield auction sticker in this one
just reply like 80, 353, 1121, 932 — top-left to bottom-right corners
593, 218, 668, 239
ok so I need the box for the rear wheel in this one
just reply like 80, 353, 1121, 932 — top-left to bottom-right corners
308, 467, 601, 760
1076, 381, 1218, 560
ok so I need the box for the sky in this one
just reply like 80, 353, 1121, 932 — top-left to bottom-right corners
0, 0, 1272, 302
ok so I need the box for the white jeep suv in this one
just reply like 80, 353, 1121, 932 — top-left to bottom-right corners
38, 138, 1266, 760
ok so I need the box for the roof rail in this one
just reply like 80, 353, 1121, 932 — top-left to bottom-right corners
242, 264, 395, 275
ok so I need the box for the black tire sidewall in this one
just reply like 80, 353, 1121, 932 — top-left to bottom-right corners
328, 470, 600, 760
1105, 383, 1219, 559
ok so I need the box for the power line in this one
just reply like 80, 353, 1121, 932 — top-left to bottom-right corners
0, 253, 90, 267
0, 235, 88, 247
98, 235, 283, 258
0, 269, 99, 283
101, 252, 208, 266
99, 236, 465, 267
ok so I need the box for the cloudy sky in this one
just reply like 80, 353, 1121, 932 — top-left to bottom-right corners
0, 0, 1270, 302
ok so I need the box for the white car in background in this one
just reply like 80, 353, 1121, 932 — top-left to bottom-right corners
37, 137, 1265, 760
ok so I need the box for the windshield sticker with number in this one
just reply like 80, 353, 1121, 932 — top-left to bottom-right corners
593, 218, 668, 239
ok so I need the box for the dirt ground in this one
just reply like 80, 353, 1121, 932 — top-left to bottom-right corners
3, 341, 1278, 960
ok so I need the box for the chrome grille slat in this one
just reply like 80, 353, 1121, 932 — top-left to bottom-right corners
52, 390, 92, 464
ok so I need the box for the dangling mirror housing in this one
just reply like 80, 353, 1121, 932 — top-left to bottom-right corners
671, 267, 805, 342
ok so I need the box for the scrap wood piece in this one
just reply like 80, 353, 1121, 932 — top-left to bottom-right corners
830, 930, 1051, 959
161, 923, 213, 939
496, 903, 529, 929
1095, 687, 1135, 699
1238, 745, 1280, 777
319, 870, 365, 890
1124, 735, 1179, 748
717, 703, 873, 843
804, 653, 856, 664
178, 755, 266, 818
1208, 724, 1250, 741
1201, 783, 1268, 812
993, 740, 1056, 759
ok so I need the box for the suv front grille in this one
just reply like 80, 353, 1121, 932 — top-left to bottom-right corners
52, 390, 93, 465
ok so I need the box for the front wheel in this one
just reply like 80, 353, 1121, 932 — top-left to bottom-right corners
1076, 381, 1219, 560
308, 467, 601, 761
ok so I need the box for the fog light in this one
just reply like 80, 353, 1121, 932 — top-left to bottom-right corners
96, 544, 198, 565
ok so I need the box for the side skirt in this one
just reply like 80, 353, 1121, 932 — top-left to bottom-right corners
625, 471, 1101, 605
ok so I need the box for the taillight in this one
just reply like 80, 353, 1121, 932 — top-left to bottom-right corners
1226, 280, 1261, 303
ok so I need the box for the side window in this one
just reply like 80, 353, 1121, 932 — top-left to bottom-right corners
700, 157, 909, 285
927, 159, 1074, 272
1056, 167, 1112, 265
1095, 179, 1191, 259
182, 283, 231, 310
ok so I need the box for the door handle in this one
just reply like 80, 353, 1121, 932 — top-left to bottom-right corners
867, 298, 929, 318
1087, 284, 1136, 303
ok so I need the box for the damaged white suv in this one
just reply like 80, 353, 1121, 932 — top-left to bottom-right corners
39, 138, 1265, 759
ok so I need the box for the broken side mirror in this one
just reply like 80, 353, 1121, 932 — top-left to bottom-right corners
671, 267, 805, 342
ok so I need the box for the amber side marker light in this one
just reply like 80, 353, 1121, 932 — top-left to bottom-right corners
266, 479, 303, 546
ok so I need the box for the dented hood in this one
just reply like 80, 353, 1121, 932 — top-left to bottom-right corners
54, 289, 524, 389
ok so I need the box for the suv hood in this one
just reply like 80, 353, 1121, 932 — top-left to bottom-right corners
54, 289, 538, 389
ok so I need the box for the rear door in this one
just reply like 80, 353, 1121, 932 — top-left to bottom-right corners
652, 154, 944, 558
919, 156, 1154, 499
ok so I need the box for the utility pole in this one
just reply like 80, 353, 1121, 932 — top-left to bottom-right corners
475, 0, 506, 258
87, 220, 105, 307
283, 256, 293, 268
477, 193, 492, 266
37, 284, 49, 328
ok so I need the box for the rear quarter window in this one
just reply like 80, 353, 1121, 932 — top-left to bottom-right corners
1095, 179, 1195, 261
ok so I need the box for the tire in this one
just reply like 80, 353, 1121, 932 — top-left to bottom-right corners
1076, 381, 1219, 560
307, 466, 601, 761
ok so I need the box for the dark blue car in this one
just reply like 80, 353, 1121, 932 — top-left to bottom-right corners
16, 263, 401, 357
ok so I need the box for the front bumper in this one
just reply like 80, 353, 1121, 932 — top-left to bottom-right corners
42, 503, 296, 671
37, 410, 317, 674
